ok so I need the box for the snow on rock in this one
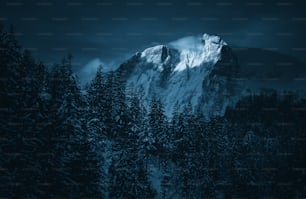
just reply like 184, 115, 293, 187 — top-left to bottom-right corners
121, 33, 239, 117
173, 34, 226, 72
141, 45, 168, 66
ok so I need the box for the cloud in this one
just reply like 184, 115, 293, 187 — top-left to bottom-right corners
77, 58, 104, 85
168, 35, 204, 51
77, 57, 124, 86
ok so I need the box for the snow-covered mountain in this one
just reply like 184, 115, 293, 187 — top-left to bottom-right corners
116, 33, 306, 117
119, 34, 239, 117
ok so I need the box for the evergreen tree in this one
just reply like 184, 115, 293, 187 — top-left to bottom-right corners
47, 54, 101, 198
148, 97, 168, 156
0, 25, 50, 197
86, 64, 109, 197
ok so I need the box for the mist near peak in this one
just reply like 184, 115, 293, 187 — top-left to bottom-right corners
168, 35, 204, 51
77, 58, 121, 86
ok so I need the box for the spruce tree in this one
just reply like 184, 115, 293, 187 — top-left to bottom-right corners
47, 54, 101, 197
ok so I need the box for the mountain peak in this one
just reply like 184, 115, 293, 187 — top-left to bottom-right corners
121, 34, 237, 116
140, 34, 228, 73
173, 33, 227, 72
140, 45, 170, 66
202, 33, 226, 46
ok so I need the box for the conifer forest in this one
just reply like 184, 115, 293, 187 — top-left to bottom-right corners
0, 25, 305, 198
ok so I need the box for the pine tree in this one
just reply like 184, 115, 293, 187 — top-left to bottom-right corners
129, 88, 155, 197
47, 54, 101, 197
85, 64, 110, 197
108, 76, 156, 198
148, 97, 168, 156
0, 25, 52, 197
104, 71, 116, 139
87, 64, 106, 122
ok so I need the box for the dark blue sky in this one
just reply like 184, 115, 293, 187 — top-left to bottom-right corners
1, 0, 306, 72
